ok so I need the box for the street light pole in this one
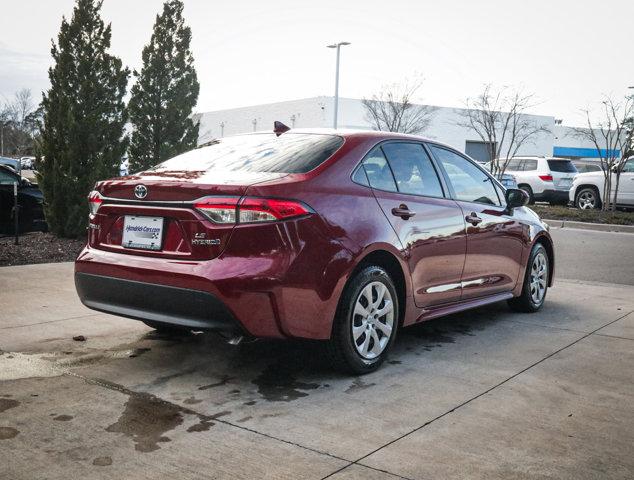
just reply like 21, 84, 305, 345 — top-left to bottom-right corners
327, 42, 350, 129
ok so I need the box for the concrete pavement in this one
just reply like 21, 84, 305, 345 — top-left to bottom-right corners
549, 227, 634, 285
1, 247, 634, 478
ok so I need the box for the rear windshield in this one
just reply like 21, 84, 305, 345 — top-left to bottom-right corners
547, 160, 577, 173
152, 133, 344, 174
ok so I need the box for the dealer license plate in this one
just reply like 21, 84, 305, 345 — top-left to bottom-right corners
122, 216, 164, 251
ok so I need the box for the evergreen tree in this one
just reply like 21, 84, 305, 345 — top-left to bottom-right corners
128, 0, 200, 172
38, 0, 128, 238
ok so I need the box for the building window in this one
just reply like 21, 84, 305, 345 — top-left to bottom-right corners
465, 141, 496, 163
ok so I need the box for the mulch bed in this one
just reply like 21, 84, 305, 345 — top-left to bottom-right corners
0, 232, 86, 267
530, 205, 634, 225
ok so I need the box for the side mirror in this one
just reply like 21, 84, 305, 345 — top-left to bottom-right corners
505, 188, 529, 210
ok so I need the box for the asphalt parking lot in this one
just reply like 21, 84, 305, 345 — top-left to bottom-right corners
1, 227, 633, 479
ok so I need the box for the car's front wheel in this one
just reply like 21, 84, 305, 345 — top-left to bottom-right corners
508, 243, 549, 313
326, 266, 399, 374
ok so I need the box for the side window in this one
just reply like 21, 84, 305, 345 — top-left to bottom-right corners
430, 146, 501, 206
524, 159, 538, 171
381, 143, 444, 197
621, 160, 634, 173
505, 158, 522, 171
361, 147, 398, 192
351, 165, 369, 186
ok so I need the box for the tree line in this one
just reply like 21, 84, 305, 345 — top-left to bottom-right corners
35, 0, 199, 237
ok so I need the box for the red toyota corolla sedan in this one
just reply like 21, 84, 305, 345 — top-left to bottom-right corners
75, 128, 554, 373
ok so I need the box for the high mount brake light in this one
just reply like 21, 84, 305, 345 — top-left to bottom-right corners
538, 175, 554, 182
194, 196, 312, 224
88, 191, 103, 215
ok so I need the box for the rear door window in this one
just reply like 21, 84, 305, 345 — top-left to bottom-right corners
523, 159, 538, 171
505, 158, 523, 171
154, 133, 344, 174
547, 160, 577, 173
361, 147, 398, 192
381, 143, 444, 197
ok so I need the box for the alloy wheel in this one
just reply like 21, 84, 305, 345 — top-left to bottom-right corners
530, 252, 548, 305
578, 190, 596, 209
351, 281, 395, 359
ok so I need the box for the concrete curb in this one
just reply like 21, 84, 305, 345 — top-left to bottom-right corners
544, 218, 634, 234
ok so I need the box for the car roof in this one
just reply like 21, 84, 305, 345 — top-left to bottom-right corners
503, 156, 571, 161
247, 128, 458, 151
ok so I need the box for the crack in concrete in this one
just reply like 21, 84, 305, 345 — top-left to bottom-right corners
321, 309, 634, 480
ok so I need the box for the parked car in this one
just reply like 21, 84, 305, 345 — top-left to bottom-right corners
572, 159, 603, 174
0, 156, 21, 175
569, 157, 634, 209
75, 129, 554, 373
502, 156, 577, 204
20, 156, 36, 170
0, 165, 47, 234
499, 172, 518, 189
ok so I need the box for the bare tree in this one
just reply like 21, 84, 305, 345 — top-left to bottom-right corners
362, 78, 437, 134
457, 84, 551, 177
0, 89, 38, 156
573, 95, 634, 211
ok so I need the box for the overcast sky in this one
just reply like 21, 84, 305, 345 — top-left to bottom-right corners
1, 0, 632, 126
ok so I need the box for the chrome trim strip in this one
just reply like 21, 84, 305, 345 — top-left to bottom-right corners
426, 278, 487, 294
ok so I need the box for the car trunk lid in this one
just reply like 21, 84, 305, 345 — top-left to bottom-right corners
89, 170, 288, 260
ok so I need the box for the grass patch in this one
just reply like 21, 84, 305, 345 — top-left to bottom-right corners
531, 205, 634, 225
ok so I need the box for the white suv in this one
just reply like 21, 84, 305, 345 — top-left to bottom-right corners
569, 157, 634, 209
502, 157, 577, 204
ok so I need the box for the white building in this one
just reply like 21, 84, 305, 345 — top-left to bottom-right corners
195, 97, 611, 162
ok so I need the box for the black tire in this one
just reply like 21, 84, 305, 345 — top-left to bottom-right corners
508, 243, 549, 313
142, 320, 187, 334
575, 187, 601, 210
325, 266, 399, 374
518, 185, 534, 204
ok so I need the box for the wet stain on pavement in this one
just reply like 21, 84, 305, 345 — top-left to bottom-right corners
345, 378, 376, 394
243, 401, 257, 406
151, 367, 198, 387
0, 427, 19, 440
0, 398, 19, 413
53, 415, 73, 422
237, 416, 252, 423
198, 375, 235, 390
92, 456, 112, 466
389, 360, 402, 365
106, 394, 184, 452
186, 416, 214, 433
252, 363, 319, 402
183, 397, 202, 405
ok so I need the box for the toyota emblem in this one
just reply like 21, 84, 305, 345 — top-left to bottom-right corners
134, 184, 148, 199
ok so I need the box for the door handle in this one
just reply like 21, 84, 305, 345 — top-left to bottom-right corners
465, 212, 482, 226
391, 204, 416, 220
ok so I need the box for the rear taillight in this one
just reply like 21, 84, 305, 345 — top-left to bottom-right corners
194, 196, 312, 224
88, 191, 103, 215
239, 197, 311, 223
194, 197, 239, 224
538, 175, 553, 182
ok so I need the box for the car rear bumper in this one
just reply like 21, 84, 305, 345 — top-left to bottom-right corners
534, 189, 570, 203
75, 272, 241, 333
